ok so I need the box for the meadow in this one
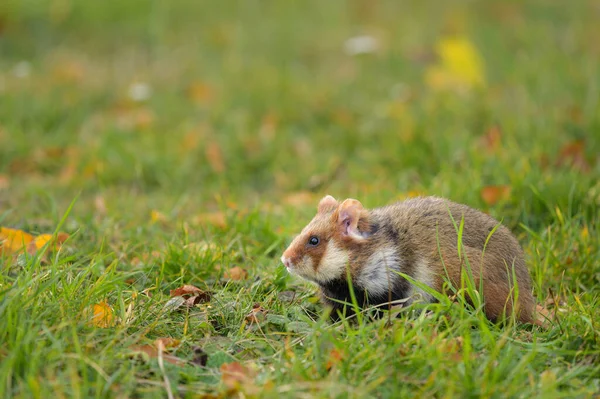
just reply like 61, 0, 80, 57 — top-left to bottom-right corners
1, 1, 599, 397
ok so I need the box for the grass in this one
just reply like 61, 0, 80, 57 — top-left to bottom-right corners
1, 0, 599, 397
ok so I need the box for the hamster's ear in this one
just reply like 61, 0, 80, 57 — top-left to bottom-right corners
318, 195, 338, 213
338, 199, 367, 239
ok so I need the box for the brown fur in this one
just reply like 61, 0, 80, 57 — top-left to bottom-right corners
281, 196, 536, 323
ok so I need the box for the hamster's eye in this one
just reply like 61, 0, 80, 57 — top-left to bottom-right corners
308, 236, 320, 246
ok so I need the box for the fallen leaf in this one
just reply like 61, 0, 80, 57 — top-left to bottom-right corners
245, 304, 267, 324
89, 301, 115, 328
169, 284, 212, 309
0, 227, 34, 255
325, 348, 344, 371
170, 284, 211, 301
425, 35, 485, 92
170, 284, 203, 297
220, 362, 256, 391
480, 185, 512, 206
164, 296, 186, 312
223, 266, 248, 281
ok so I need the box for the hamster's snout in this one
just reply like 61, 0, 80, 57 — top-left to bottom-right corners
281, 255, 292, 269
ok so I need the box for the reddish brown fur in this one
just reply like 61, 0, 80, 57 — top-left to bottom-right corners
282, 195, 536, 324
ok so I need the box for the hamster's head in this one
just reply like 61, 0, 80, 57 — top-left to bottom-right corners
281, 195, 372, 284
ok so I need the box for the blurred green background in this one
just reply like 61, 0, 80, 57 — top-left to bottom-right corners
1, 0, 597, 223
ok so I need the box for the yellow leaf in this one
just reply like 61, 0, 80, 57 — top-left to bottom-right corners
0, 227, 34, 254
425, 36, 485, 91
33, 234, 53, 250
90, 301, 115, 328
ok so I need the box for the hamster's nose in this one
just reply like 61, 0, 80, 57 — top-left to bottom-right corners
281, 255, 291, 269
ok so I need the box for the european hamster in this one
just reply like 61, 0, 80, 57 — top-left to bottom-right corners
281, 195, 535, 323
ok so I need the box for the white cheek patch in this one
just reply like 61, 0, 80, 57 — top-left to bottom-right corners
408, 257, 435, 303
356, 246, 401, 296
315, 241, 349, 283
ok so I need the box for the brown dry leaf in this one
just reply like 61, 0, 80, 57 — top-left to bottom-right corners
220, 362, 256, 391
556, 139, 591, 172
223, 266, 248, 281
169, 284, 212, 308
89, 301, 115, 328
480, 185, 512, 206
325, 348, 344, 371
170, 284, 202, 297
206, 141, 225, 173
245, 304, 267, 324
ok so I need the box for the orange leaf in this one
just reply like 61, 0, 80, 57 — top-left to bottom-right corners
90, 301, 115, 328
480, 185, 511, 206
223, 266, 248, 281
0, 227, 34, 255
325, 348, 344, 371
